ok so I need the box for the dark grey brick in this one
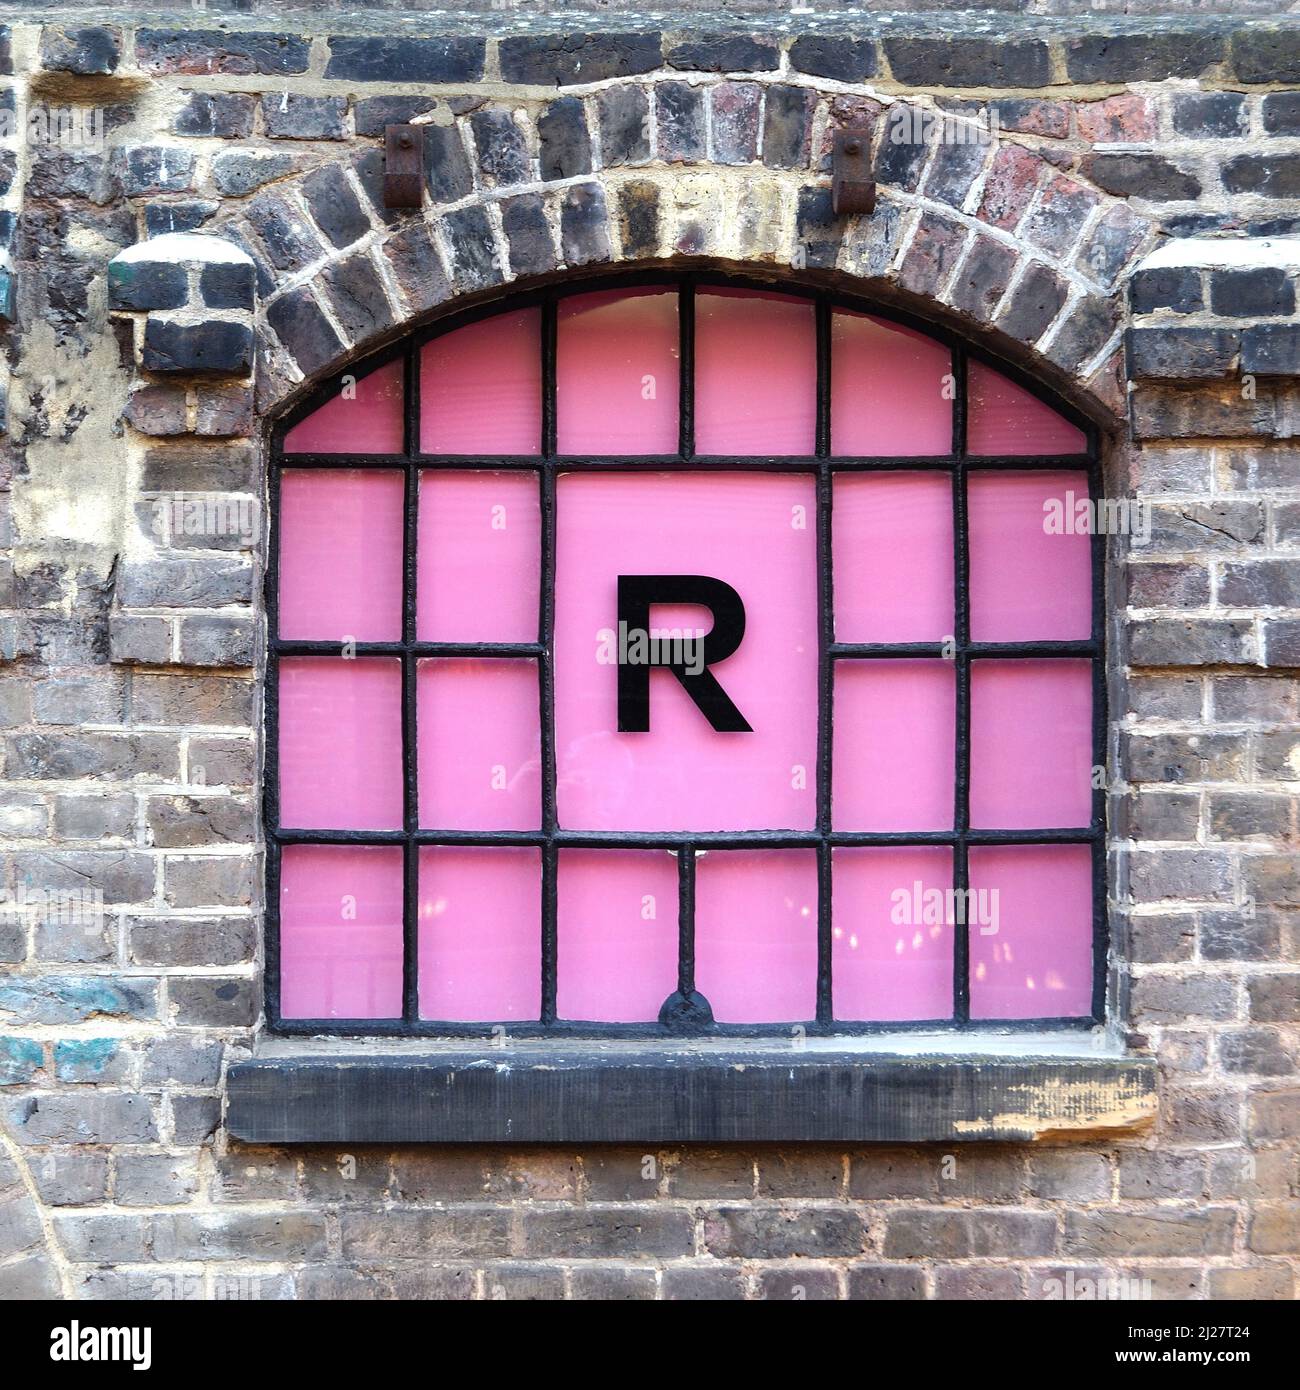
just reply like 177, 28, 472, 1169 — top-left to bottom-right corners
499, 33, 662, 87
997, 263, 1069, 344
1131, 266, 1203, 315
1242, 323, 1300, 376
538, 97, 591, 180
886, 37, 1050, 87
245, 191, 324, 274
262, 94, 347, 141
1231, 28, 1300, 84
174, 92, 254, 139
560, 182, 610, 267
383, 222, 451, 315
212, 151, 297, 199
657, 82, 705, 163
41, 24, 120, 74
1172, 91, 1248, 139
665, 36, 777, 73
501, 194, 556, 278
789, 36, 876, 84
142, 320, 253, 376
137, 29, 310, 77
266, 287, 345, 377
617, 180, 659, 259
440, 204, 502, 292
301, 164, 370, 251
470, 109, 530, 188
107, 259, 187, 312
423, 123, 474, 203
200, 261, 255, 311
597, 85, 650, 167
117, 145, 195, 197
1224, 154, 1300, 198
1085, 153, 1202, 201
711, 82, 761, 166
1211, 268, 1296, 318
795, 186, 841, 272
1262, 92, 1300, 136
1066, 32, 1224, 83
324, 36, 484, 84
762, 84, 815, 170
1128, 325, 1240, 379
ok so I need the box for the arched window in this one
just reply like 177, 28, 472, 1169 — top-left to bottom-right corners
267, 276, 1101, 1036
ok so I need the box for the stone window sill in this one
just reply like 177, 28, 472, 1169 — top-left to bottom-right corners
226, 1035, 1157, 1145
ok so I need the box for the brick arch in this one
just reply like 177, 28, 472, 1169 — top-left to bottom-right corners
219, 77, 1153, 428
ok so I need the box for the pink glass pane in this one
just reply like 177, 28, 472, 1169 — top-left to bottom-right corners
833, 473, 954, 642
831, 312, 952, 456
694, 290, 815, 455
557, 851, 678, 1022
417, 471, 540, 643
417, 660, 540, 830
695, 850, 817, 1023
279, 658, 402, 830
832, 847, 954, 1022
278, 470, 404, 642
418, 847, 540, 1021
833, 662, 955, 831
283, 358, 404, 454
970, 660, 1093, 830
968, 470, 1092, 641
279, 845, 402, 1019
967, 361, 1085, 456
557, 289, 679, 455
420, 308, 541, 454
555, 473, 818, 833
969, 845, 1093, 1019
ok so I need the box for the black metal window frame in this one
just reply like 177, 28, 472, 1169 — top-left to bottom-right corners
265, 270, 1106, 1039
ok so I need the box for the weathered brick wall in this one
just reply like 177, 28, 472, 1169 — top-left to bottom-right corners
0, 10, 1296, 1300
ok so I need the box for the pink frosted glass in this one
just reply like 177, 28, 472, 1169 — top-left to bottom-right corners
833, 473, 954, 642
694, 290, 816, 455
557, 851, 679, 1022
969, 845, 1093, 1019
970, 660, 1093, 830
832, 847, 954, 1022
967, 361, 1086, 456
831, 312, 952, 456
694, 850, 817, 1023
557, 289, 679, 455
555, 473, 818, 832
279, 845, 402, 1019
833, 662, 955, 831
418, 847, 540, 1021
417, 471, 540, 642
279, 658, 403, 830
417, 660, 540, 830
278, 471, 404, 642
420, 309, 541, 454
283, 358, 405, 454
968, 470, 1092, 641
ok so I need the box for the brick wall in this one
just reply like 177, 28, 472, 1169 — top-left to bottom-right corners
0, 10, 1296, 1300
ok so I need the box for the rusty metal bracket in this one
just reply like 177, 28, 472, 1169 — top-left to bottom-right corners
383, 124, 423, 209
831, 129, 876, 216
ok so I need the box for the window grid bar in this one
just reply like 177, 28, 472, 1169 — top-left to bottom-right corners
952, 344, 972, 1026
401, 333, 421, 1025
539, 296, 560, 1024
815, 294, 834, 1027
273, 826, 1099, 848
267, 276, 1107, 1037
277, 453, 1095, 472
